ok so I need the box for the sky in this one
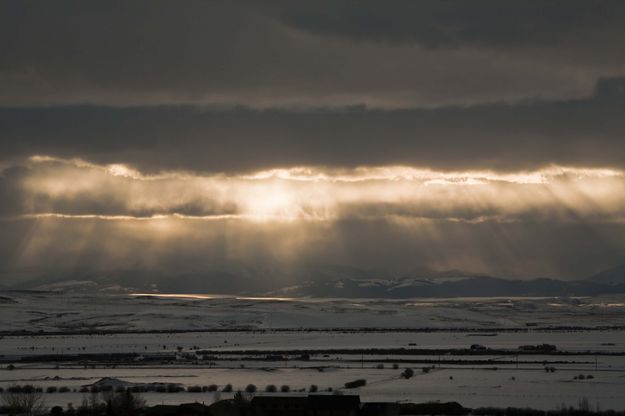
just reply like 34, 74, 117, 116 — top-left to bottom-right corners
1, 1, 625, 290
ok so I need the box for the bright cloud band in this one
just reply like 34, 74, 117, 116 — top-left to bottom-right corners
1, 156, 624, 224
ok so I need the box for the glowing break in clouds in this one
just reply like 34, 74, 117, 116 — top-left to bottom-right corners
2, 156, 624, 224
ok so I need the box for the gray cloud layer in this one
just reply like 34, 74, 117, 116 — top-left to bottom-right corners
1, 1, 624, 108
276, 0, 625, 51
1, 80, 624, 173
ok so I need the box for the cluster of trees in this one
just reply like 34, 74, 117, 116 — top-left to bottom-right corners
472, 402, 625, 416
185, 385, 219, 393
0, 385, 45, 416
263, 385, 291, 393
518, 344, 558, 353
573, 374, 595, 380
399, 366, 435, 379
76, 391, 145, 416
1, 387, 146, 416
45, 387, 71, 393
170, 384, 237, 393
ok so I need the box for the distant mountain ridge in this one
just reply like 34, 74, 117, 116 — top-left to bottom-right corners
3, 263, 625, 299
588, 264, 625, 286
273, 271, 625, 298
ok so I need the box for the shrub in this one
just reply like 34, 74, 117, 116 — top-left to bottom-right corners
207, 384, 218, 392
50, 405, 64, 416
47, 386, 58, 393
280, 385, 290, 393
245, 384, 257, 393
222, 384, 233, 392
187, 385, 202, 393
265, 385, 277, 392
309, 384, 318, 392
422, 367, 431, 374
167, 384, 183, 393
392, 363, 399, 369
402, 368, 415, 379
59, 386, 70, 393
376, 363, 384, 369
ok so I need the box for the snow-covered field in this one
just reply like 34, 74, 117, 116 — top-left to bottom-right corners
2, 364, 625, 410
1, 291, 625, 332
2, 330, 625, 356
1, 291, 625, 410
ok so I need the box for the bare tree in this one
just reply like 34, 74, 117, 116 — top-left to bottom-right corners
1, 385, 46, 416
79, 392, 104, 416
102, 390, 145, 416
79, 390, 145, 416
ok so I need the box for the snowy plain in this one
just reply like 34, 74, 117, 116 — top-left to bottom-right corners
1, 291, 625, 410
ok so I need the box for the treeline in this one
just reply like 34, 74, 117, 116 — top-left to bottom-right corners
3, 393, 625, 416
3, 325, 625, 337
196, 347, 625, 356
472, 407, 625, 416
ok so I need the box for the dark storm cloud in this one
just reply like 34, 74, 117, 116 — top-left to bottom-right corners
2, 0, 625, 288
1, 79, 624, 173
1, 1, 624, 107
275, 0, 625, 50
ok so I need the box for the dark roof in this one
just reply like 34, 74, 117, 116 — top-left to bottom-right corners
308, 394, 360, 410
361, 402, 400, 416
251, 395, 308, 407
251, 394, 360, 410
